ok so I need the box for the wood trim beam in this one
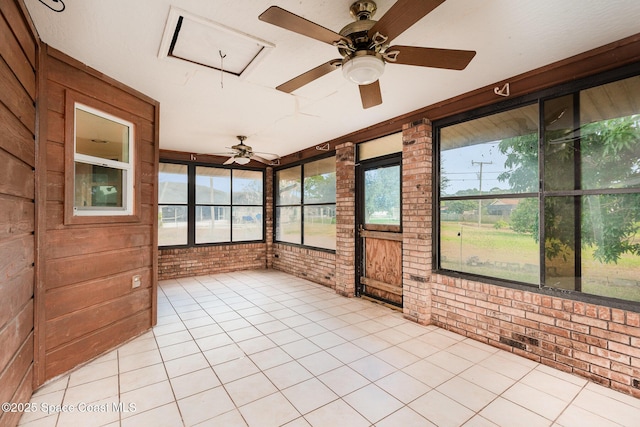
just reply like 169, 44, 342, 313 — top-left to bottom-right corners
360, 230, 403, 242
360, 276, 403, 296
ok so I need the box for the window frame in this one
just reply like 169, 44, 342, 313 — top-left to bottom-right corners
158, 159, 266, 248
274, 153, 337, 252
433, 62, 640, 310
64, 90, 141, 225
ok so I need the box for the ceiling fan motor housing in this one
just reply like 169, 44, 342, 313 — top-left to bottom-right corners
349, 1, 377, 20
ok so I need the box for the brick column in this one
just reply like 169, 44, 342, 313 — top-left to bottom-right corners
335, 142, 356, 297
402, 119, 433, 324
265, 166, 273, 269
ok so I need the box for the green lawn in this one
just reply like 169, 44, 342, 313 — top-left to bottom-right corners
440, 220, 640, 302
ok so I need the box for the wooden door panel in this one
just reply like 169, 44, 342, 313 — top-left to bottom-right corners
362, 237, 402, 305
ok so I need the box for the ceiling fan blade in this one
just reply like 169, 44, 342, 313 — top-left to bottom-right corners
251, 155, 274, 165
389, 45, 476, 70
359, 80, 382, 109
259, 6, 346, 45
276, 59, 341, 93
223, 157, 235, 165
369, 0, 445, 43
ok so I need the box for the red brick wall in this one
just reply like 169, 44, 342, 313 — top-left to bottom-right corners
335, 142, 356, 297
158, 244, 267, 280
416, 115, 640, 398
272, 244, 336, 289
402, 120, 433, 325
431, 274, 640, 398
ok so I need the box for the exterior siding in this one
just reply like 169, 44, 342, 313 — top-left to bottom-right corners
0, 1, 37, 425
36, 46, 159, 383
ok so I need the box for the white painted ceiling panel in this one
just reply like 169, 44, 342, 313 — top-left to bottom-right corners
24, 0, 640, 159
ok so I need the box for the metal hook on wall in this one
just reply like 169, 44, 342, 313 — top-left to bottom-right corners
494, 82, 510, 97
38, 0, 65, 12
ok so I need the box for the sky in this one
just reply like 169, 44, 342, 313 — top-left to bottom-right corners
441, 141, 511, 196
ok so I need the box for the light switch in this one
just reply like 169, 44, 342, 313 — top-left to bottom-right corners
132, 275, 141, 289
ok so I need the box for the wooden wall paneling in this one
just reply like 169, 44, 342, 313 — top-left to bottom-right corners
45, 81, 64, 113
139, 141, 156, 171
46, 268, 152, 319
0, 234, 34, 285
0, 102, 35, 166
45, 247, 152, 290
151, 104, 159, 327
0, 148, 34, 198
45, 171, 63, 202
31, 8, 48, 394
45, 225, 152, 259
0, 301, 33, 373
0, 1, 36, 68
44, 310, 150, 380
45, 110, 64, 144
0, 339, 33, 427
0, 58, 35, 133
45, 201, 63, 230
0, 335, 33, 406
141, 181, 155, 206
140, 160, 156, 183
0, 14, 35, 97
45, 288, 151, 349
45, 141, 64, 172
0, 268, 34, 331
0, 194, 34, 239
37, 43, 159, 382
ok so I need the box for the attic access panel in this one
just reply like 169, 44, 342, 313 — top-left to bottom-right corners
159, 7, 274, 77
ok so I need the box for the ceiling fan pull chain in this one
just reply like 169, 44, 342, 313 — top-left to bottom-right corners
219, 50, 227, 89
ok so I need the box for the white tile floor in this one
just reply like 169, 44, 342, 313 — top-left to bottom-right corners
18, 270, 640, 427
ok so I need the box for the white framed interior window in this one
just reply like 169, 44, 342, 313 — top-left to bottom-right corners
65, 90, 140, 224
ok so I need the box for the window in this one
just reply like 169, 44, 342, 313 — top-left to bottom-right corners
363, 163, 401, 229
158, 163, 188, 246
73, 105, 134, 215
436, 70, 640, 304
158, 162, 264, 247
275, 156, 336, 250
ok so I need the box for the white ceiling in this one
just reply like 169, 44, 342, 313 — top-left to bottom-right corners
25, 0, 640, 159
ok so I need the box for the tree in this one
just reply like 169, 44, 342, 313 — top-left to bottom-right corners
304, 173, 336, 204
498, 114, 640, 263
364, 166, 400, 222
510, 198, 539, 237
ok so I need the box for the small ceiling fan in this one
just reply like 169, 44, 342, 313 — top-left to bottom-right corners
214, 136, 280, 165
259, 0, 476, 109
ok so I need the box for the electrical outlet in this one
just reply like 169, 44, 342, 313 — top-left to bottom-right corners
132, 275, 141, 289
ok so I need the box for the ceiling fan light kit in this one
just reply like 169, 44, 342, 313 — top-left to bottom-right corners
259, 0, 476, 109
233, 156, 251, 165
342, 51, 385, 85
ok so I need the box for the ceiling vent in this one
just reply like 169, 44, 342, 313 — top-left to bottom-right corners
158, 6, 274, 78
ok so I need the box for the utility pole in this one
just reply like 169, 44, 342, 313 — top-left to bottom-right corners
471, 160, 492, 227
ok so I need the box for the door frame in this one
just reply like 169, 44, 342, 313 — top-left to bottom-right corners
355, 152, 403, 306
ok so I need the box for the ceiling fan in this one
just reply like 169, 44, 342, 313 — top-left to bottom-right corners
259, 0, 476, 109
214, 136, 280, 165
